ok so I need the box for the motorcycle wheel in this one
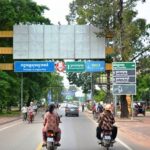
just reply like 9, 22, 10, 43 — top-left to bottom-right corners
47, 143, 57, 150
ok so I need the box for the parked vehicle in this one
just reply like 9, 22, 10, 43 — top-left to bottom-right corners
133, 101, 146, 116
65, 104, 79, 117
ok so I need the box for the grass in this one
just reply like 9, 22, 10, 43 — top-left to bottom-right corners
0, 110, 21, 117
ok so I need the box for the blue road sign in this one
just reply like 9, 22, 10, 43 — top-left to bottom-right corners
14, 61, 55, 72
85, 61, 105, 72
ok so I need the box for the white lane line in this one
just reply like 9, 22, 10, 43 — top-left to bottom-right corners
0, 121, 22, 132
116, 138, 133, 150
85, 112, 133, 150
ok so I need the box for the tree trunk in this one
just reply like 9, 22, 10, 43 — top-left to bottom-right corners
120, 95, 129, 118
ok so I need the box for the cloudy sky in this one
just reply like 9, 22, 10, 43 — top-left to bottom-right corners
34, 0, 150, 24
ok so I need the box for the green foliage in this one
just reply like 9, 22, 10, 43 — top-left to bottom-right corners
67, 72, 99, 94
93, 90, 106, 102
136, 74, 150, 100
0, 0, 51, 30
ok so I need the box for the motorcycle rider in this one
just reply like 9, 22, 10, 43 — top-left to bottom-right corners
27, 102, 34, 123
21, 104, 27, 121
96, 104, 117, 143
42, 104, 61, 147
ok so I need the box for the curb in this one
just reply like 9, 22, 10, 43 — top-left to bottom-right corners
0, 116, 21, 125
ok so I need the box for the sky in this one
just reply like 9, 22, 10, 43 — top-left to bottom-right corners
34, 0, 150, 24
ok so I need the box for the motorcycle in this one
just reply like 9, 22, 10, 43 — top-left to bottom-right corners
99, 130, 115, 150
46, 130, 58, 150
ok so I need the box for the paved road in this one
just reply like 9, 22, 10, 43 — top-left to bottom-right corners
0, 114, 42, 150
0, 108, 145, 150
56, 109, 129, 150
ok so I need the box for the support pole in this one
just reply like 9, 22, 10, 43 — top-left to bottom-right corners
131, 95, 134, 120
21, 73, 23, 108
91, 73, 93, 101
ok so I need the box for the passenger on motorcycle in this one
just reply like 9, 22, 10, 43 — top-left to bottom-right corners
42, 104, 61, 147
96, 104, 117, 143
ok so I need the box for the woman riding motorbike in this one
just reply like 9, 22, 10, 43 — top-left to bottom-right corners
42, 104, 61, 147
96, 104, 117, 142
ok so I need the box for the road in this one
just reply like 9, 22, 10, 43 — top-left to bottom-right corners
0, 115, 42, 150
0, 108, 132, 150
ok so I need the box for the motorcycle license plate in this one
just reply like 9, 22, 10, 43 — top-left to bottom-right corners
104, 136, 111, 140
47, 137, 54, 142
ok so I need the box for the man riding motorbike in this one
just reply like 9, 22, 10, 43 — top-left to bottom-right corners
96, 104, 117, 143
42, 104, 61, 147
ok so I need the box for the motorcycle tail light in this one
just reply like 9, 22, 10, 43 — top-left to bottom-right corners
47, 132, 54, 137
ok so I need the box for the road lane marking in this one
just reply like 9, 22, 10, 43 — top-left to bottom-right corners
116, 138, 133, 150
85, 112, 133, 150
36, 142, 42, 150
0, 121, 22, 132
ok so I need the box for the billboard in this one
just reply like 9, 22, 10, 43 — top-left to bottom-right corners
13, 25, 105, 59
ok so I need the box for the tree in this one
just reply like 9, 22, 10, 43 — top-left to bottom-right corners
67, 0, 150, 118
0, 0, 51, 30
0, 0, 64, 110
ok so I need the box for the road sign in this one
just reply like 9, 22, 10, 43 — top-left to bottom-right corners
66, 62, 85, 72
113, 76, 136, 83
113, 70, 135, 76
85, 61, 105, 72
112, 62, 136, 84
61, 90, 75, 96
113, 62, 136, 70
55, 61, 65, 72
113, 84, 136, 95
14, 61, 55, 72
112, 62, 136, 95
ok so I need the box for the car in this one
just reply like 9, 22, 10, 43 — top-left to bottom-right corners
65, 104, 79, 117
